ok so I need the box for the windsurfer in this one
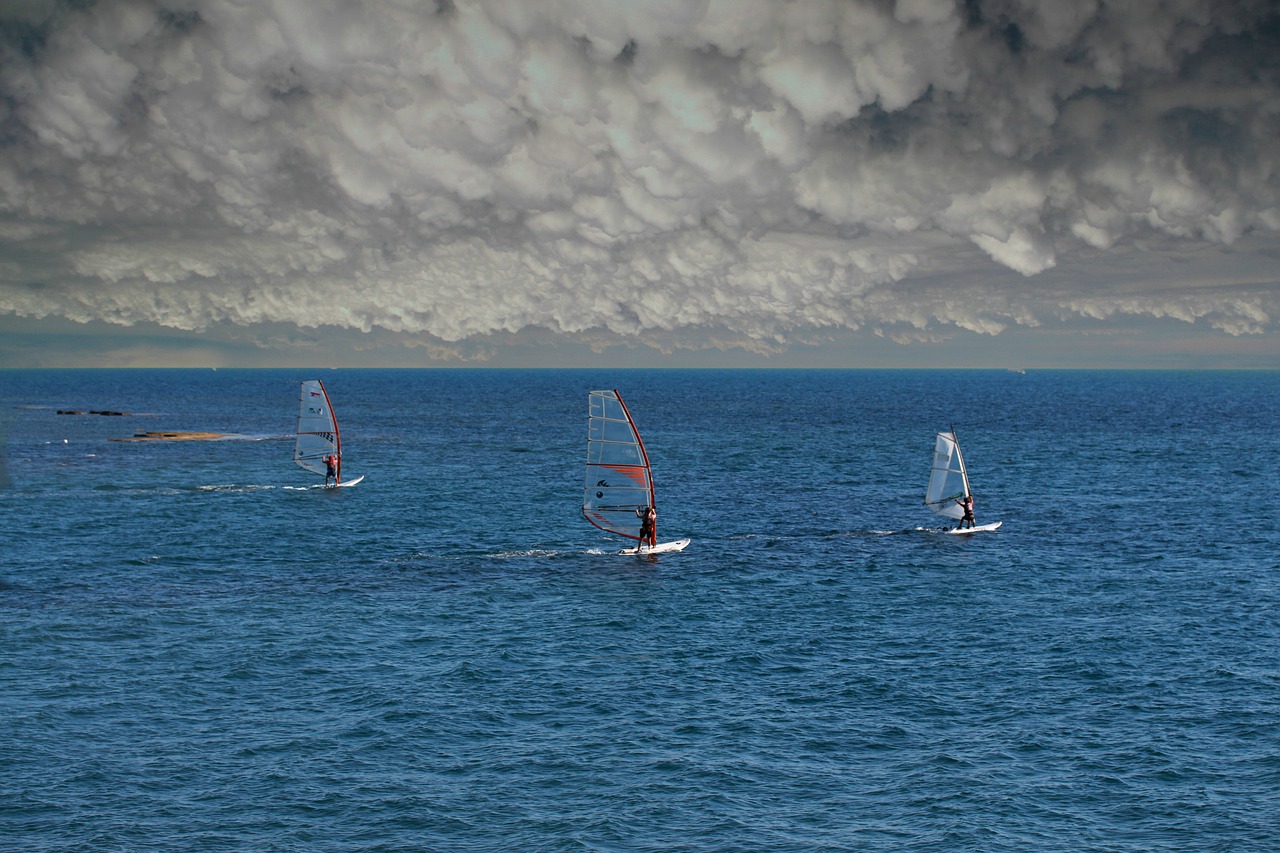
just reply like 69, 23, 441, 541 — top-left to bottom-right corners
324, 454, 338, 486
956, 494, 975, 529
636, 505, 657, 549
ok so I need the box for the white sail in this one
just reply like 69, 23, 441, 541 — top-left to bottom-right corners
583, 390, 655, 543
294, 379, 341, 483
925, 429, 970, 520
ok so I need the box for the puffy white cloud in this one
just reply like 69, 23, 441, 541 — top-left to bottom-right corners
0, 0, 1276, 361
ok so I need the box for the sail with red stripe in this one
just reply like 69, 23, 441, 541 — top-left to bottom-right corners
583, 390, 654, 542
294, 379, 341, 483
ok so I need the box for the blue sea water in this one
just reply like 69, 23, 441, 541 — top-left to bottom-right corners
1, 368, 1277, 851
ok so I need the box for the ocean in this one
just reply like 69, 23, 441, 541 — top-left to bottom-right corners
2, 368, 1277, 851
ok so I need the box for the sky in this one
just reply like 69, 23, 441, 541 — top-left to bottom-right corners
0, 0, 1277, 369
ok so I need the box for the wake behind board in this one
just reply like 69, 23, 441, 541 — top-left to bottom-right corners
618, 538, 691, 555
945, 521, 1001, 534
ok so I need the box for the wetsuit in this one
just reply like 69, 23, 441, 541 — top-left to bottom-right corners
637, 507, 657, 547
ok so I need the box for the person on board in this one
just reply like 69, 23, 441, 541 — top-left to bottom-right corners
324, 453, 338, 486
956, 494, 976, 529
636, 505, 657, 549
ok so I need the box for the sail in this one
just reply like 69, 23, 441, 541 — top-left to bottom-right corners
925, 429, 970, 520
295, 379, 341, 482
583, 390, 654, 541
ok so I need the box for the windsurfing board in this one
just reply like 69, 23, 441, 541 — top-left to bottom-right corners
618, 537, 690, 555
321, 474, 365, 489
945, 521, 1001, 534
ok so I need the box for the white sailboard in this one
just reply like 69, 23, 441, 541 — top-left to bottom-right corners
289, 474, 366, 491
618, 538, 692, 555
294, 379, 361, 489
924, 426, 999, 533
945, 521, 1002, 535
583, 390, 688, 555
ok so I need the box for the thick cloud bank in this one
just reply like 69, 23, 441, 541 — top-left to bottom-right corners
0, 0, 1277, 356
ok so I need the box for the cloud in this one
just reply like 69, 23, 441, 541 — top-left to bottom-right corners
0, 0, 1277, 360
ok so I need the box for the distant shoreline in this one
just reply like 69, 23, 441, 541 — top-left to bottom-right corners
109, 431, 230, 442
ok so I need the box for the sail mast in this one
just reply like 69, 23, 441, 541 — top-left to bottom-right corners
323, 380, 341, 484
951, 424, 970, 499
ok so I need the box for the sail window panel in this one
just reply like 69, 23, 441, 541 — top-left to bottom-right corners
603, 420, 633, 442
588, 444, 643, 466
590, 513, 643, 539
587, 419, 639, 444
932, 437, 956, 464
586, 426, 645, 463
603, 420, 631, 443
935, 502, 964, 520
588, 393, 628, 421
589, 484, 650, 506
602, 420, 641, 445
601, 398, 627, 421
